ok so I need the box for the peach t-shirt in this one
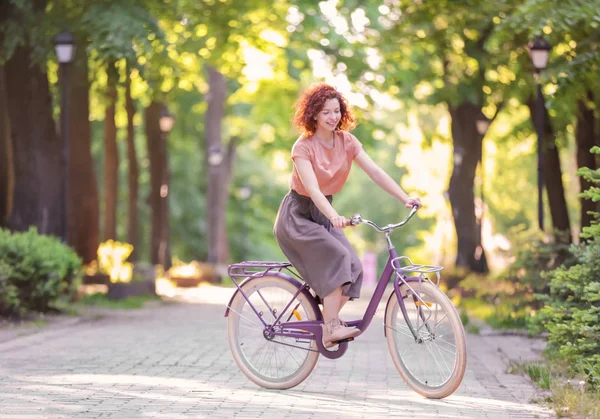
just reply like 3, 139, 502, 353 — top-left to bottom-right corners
290, 130, 363, 196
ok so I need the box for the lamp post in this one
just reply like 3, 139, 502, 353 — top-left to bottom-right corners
528, 35, 551, 231
54, 31, 75, 244
159, 106, 175, 269
239, 184, 252, 260
159, 106, 175, 136
475, 113, 490, 225
208, 145, 224, 166
475, 113, 490, 273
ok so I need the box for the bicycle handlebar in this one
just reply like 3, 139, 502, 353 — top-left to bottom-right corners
349, 205, 419, 233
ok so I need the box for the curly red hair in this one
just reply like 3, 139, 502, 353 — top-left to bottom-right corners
293, 83, 356, 136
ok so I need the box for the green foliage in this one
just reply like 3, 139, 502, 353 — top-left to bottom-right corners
524, 362, 552, 390
533, 149, 600, 389
534, 241, 600, 389
577, 146, 600, 240
0, 228, 82, 317
82, 2, 164, 63
0, 0, 57, 66
457, 228, 574, 330
79, 292, 158, 309
501, 229, 574, 300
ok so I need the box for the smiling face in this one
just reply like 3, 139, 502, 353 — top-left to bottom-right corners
314, 98, 341, 134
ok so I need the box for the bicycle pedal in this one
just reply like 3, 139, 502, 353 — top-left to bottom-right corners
336, 337, 354, 344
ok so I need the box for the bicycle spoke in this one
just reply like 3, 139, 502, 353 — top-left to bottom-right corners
229, 277, 320, 387
428, 340, 453, 374
432, 313, 449, 330
236, 309, 267, 331
387, 322, 418, 340
433, 337, 457, 352
388, 282, 466, 395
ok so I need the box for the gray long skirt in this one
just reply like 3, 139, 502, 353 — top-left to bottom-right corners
273, 190, 363, 300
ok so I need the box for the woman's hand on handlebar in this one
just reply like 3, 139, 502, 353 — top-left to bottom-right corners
329, 215, 348, 229
404, 196, 422, 209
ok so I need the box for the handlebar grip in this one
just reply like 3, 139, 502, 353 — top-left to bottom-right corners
349, 214, 362, 226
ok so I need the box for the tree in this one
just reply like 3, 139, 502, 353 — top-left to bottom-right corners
576, 92, 599, 233
371, 1, 520, 273
498, 0, 600, 239
145, 101, 171, 268
103, 59, 119, 240
125, 61, 140, 259
0, 0, 63, 237
66, 39, 99, 263
0, 66, 13, 227
166, 0, 293, 264
80, 0, 166, 258
204, 65, 236, 264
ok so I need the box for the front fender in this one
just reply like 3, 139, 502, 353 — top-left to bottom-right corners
224, 273, 322, 321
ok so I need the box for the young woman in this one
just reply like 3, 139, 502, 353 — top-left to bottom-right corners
274, 83, 421, 348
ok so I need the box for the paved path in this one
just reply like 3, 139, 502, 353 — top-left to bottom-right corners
0, 285, 554, 418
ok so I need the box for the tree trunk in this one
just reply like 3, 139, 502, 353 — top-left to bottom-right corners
67, 41, 99, 263
103, 60, 118, 241
0, 65, 14, 228
447, 102, 489, 274
4, 43, 62, 236
527, 97, 571, 243
576, 93, 597, 235
205, 66, 235, 266
125, 62, 139, 259
145, 101, 171, 269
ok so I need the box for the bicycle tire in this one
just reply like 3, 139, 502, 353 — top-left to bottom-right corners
385, 280, 467, 399
227, 276, 320, 389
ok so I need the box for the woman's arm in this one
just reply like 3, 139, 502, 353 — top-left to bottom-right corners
294, 158, 348, 228
354, 150, 421, 208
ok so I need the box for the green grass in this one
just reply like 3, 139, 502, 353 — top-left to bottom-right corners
217, 276, 237, 288
459, 297, 532, 331
523, 362, 552, 390
78, 293, 161, 309
466, 324, 481, 334
509, 360, 600, 418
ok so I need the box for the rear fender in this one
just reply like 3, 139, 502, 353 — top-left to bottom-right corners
224, 272, 322, 321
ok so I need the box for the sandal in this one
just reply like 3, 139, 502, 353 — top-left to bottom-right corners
321, 318, 360, 349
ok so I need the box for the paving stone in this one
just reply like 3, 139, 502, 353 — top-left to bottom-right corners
0, 287, 555, 418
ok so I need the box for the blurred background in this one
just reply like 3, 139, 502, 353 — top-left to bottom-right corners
1, 1, 600, 410
1, 0, 599, 314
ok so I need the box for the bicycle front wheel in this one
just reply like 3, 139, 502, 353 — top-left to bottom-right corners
385, 280, 467, 399
227, 276, 320, 390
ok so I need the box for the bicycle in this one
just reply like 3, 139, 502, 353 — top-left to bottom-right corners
224, 207, 467, 399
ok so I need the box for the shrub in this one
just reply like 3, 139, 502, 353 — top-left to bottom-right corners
500, 228, 574, 304
533, 146, 600, 389
0, 227, 82, 317
535, 242, 600, 389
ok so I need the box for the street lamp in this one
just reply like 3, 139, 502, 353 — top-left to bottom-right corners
239, 184, 252, 260
159, 105, 175, 269
54, 31, 75, 244
528, 35, 551, 231
474, 113, 490, 273
475, 112, 490, 222
159, 106, 175, 135
475, 112, 490, 213
239, 184, 252, 201
208, 146, 224, 166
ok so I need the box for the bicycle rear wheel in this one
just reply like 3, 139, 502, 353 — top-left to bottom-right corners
385, 280, 467, 399
227, 276, 320, 389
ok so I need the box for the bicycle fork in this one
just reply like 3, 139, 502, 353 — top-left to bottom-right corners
391, 274, 436, 343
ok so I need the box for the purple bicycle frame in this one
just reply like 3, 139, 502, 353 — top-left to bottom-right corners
225, 249, 425, 361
